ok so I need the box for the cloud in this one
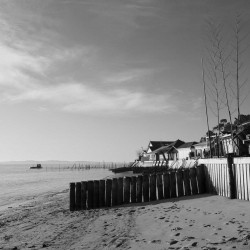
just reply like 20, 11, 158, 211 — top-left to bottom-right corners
1, 80, 177, 115
104, 69, 153, 84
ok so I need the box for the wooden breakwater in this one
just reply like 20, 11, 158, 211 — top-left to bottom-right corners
69, 165, 206, 211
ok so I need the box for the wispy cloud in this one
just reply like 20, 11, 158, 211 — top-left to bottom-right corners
2, 81, 177, 115
104, 69, 153, 84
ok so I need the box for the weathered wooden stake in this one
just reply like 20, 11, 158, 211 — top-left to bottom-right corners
93, 180, 99, 208
157, 174, 164, 200
196, 165, 206, 194
70, 182, 76, 211
117, 178, 123, 205
106, 179, 112, 207
163, 173, 170, 199
87, 181, 94, 209
190, 168, 198, 195
131, 176, 137, 203
183, 169, 191, 196
81, 181, 87, 210
112, 178, 118, 206
136, 175, 143, 203
150, 175, 156, 201
176, 170, 184, 197
124, 177, 131, 204
99, 180, 105, 207
143, 175, 149, 202
75, 182, 82, 210
227, 154, 236, 199
170, 171, 177, 198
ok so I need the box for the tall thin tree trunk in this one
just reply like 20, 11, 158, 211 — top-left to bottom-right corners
202, 58, 212, 158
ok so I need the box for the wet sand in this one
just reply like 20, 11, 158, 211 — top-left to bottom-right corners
1, 191, 250, 250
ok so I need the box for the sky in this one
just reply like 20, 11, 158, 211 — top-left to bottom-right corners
0, 0, 250, 162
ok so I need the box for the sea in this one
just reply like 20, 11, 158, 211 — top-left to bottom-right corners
0, 163, 121, 212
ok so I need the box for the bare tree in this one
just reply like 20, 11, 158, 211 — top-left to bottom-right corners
202, 17, 249, 155
230, 14, 250, 124
201, 58, 212, 157
203, 20, 229, 156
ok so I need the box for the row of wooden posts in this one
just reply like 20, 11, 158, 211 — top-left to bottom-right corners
70, 165, 206, 211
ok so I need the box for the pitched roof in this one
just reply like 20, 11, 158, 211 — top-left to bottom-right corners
149, 140, 185, 154
147, 141, 174, 152
194, 141, 208, 148
177, 141, 198, 149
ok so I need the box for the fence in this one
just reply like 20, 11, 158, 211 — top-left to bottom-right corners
200, 156, 250, 201
69, 166, 206, 211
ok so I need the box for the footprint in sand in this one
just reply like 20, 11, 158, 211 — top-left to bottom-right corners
172, 227, 182, 231
169, 239, 178, 245
181, 236, 195, 242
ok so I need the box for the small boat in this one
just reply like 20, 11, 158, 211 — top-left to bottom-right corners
30, 164, 42, 169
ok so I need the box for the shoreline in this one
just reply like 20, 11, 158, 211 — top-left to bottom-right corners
1, 190, 250, 249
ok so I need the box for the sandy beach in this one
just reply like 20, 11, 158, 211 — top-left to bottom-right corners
1, 191, 250, 250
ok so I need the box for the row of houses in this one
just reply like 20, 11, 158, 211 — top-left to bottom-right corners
137, 121, 250, 166
139, 140, 206, 163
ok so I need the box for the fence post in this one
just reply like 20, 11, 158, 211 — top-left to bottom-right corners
163, 172, 170, 199
81, 181, 87, 210
93, 180, 99, 208
70, 183, 76, 211
190, 168, 198, 195
176, 170, 184, 197
157, 174, 164, 200
183, 169, 191, 196
150, 175, 156, 201
124, 177, 131, 204
106, 179, 112, 207
112, 178, 118, 206
227, 154, 236, 199
131, 176, 137, 203
87, 181, 94, 209
170, 171, 177, 198
136, 175, 143, 203
99, 180, 105, 207
117, 178, 123, 205
196, 165, 206, 194
75, 182, 82, 210
143, 175, 149, 202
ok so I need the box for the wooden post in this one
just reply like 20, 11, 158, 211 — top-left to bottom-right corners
183, 169, 191, 196
106, 179, 112, 207
176, 170, 184, 197
131, 176, 137, 203
170, 171, 177, 198
163, 173, 170, 199
190, 168, 198, 195
93, 180, 99, 208
157, 174, 164, 200
87, 181, 94, 209
81, 181, 87, 210
227, 154, 236, 199
117, 177, 123, 205
143, 175, 149, 202
99, 180, 105, 207
70, 182, 76, 211
136, 175, 143, 203
75, 182, 82, 210
196, 165, 206, 194
124, 177, 131, 204
112, 178, 118, 206
150, 175, 157, 201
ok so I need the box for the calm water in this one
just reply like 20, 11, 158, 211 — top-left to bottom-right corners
0, 164, 115, 211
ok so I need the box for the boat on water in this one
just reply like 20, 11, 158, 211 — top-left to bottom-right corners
30, 164, 42, 169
